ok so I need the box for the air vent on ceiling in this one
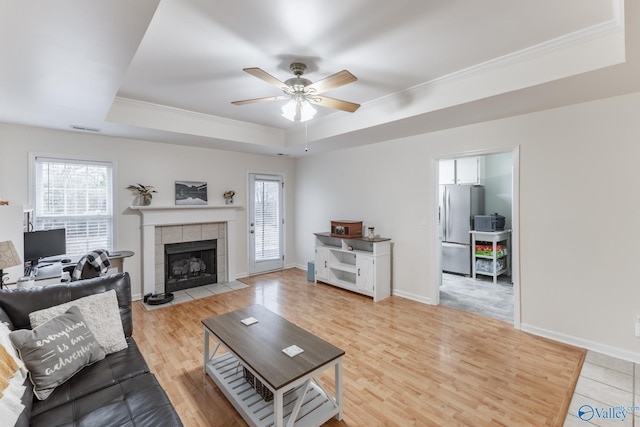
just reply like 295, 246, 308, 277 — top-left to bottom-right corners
70, 125, 101, 132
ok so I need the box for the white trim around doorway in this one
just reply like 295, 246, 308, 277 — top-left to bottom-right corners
432, 146, 521, 329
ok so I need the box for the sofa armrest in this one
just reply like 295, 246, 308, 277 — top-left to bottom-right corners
0, 305, 14, 329
0, 272, 133, 336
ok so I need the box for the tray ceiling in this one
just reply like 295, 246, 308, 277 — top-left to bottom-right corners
0, 0, 636, 156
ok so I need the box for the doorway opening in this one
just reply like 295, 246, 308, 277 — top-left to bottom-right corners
434, 148, 519, 326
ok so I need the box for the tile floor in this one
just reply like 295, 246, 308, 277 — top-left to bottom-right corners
142, 281, 249, 310
564, 351, 639, 426
439, 272, 514, 322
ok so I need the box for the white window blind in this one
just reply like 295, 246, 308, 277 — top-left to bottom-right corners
254, 178, 281, 261
34, 156, 114, 255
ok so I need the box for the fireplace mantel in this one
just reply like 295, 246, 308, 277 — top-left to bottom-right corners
129, 204, 242, 215
131, 204, 240, 210
131, 205, 241, 295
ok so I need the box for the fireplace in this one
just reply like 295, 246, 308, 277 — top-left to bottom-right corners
164, 239, 217, 293
132, 205, 237, 297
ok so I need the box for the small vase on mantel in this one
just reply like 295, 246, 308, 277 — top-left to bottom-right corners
141, 194, 152, 206
223, 190, 235, 205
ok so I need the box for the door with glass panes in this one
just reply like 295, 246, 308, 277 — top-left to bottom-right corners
248, 173, 284, 274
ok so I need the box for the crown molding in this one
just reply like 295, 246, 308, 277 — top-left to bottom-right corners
107, 96, 285, 148
373, 8, 625, 109
110, 97, 281, 133
296, 2, 626, 148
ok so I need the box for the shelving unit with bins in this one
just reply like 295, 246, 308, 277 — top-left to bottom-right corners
314, 232, 391, 302
470, 230, 511, 284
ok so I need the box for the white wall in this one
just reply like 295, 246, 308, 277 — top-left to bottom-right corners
295, 91, 640, 362
0, 123, 296, 298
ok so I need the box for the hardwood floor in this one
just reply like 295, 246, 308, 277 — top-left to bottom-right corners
132, 269, 585, 426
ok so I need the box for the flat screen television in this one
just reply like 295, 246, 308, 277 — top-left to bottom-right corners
23, 228, 66, 263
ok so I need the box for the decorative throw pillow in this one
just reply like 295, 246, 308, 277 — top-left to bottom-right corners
0, 322, 27, 425
10, 306, 105, 400
29, 289, 127, 354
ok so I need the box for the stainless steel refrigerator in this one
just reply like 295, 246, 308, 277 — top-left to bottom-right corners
440, 185, 484, 275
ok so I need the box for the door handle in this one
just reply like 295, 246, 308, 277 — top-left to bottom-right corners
250, 230, 254, 234
446, 190, 451, 238
357, 268, 361, 276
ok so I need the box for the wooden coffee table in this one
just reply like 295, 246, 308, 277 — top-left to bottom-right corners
202, 305, 345, 427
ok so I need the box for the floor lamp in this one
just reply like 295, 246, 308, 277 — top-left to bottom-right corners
0, 240, 22, 289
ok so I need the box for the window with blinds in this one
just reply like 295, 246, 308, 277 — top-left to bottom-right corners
33, 156, 114, 255
254, 178, 281, 261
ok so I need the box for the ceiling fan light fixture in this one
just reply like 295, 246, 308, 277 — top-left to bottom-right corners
233, 63, 359, 120
281, 97, 316, 122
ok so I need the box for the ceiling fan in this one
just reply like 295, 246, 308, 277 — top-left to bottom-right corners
231, 63, 360, 122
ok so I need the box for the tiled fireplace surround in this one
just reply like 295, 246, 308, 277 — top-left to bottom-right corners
154, 223, 226, 294
134, 206, 238, 297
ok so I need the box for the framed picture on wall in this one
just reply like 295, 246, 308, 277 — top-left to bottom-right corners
175, 181, 208, 205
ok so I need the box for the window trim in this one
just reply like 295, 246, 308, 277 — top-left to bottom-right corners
28, 152, 118, 252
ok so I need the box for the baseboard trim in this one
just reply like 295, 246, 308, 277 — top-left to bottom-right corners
392, 289, 433, 305
521, 323, 640, 364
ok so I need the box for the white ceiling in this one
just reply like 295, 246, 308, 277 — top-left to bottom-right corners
1, 0, 638, 156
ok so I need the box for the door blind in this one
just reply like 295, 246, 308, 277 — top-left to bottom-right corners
254, 178, 280, 261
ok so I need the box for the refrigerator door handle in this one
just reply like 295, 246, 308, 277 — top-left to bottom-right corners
446, 189, 451, 240
440, 189, 445, 240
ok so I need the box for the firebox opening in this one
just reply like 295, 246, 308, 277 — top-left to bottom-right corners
164, 239, 217, 293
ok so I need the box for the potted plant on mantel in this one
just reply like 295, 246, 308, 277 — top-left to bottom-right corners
127, 184, 157, 206
223, 190, 235, 205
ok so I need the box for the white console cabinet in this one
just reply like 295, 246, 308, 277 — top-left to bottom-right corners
314, 246, 330, 282
314, 233, 391, 302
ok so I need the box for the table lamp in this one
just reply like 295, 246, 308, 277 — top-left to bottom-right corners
0, 240, 22, 289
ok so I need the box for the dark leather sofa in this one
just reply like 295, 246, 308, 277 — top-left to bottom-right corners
0, 272, 183, 427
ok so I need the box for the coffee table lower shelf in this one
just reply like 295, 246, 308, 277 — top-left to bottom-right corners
205, 352, 339, 427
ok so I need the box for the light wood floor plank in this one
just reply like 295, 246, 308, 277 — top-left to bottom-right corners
132, 268, 584, 426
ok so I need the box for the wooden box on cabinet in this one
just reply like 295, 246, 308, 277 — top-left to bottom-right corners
330, 220, 363, 238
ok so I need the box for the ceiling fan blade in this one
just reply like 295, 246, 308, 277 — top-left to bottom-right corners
306, 70, 357, 94
231, 95, 289, 106
243, 67, 288, 90
314, 95, 360, 113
